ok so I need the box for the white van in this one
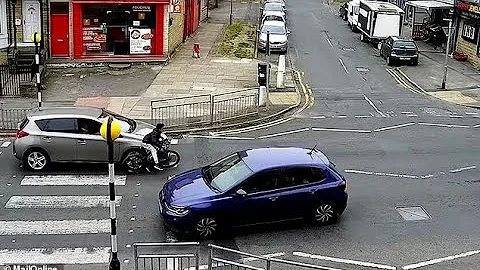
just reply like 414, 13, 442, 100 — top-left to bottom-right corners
347, 0, 360, 32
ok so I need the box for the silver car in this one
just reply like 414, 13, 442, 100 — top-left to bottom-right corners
13, 106, 154, 171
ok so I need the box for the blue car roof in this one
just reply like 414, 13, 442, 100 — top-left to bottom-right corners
241, 147, 330, 172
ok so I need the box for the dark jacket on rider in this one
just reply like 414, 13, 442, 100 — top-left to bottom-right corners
143, 128, 162, 147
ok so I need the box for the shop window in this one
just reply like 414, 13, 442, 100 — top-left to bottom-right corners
51, 2, 69, 14
81, 4, 156, 56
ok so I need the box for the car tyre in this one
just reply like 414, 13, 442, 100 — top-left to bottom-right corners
121, 149, 146, 174
195, 217, 218, 238
313, 203, 338, 225
23, 148, 50, 171
411, 58, 418, 66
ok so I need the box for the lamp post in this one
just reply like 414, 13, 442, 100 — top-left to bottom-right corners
441, 11, 453, 90
229, 0, 233, 25
10, 0, 17, 50
31, 32, 42, 109
100, 116, 122, 270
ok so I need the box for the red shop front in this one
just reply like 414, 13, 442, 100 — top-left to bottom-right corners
72, 0, 168, 59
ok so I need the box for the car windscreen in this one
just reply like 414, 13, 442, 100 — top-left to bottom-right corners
264, 3, 283, 11
261, 24, 286, 34
202, 153, 253, 192
394, 41, 416, 49
99, 109, 137, 133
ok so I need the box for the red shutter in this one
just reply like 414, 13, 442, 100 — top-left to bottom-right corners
73, 3, 83, 58
155, 4, 164, 55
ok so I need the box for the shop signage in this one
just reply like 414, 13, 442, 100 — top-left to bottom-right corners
173, 3, 181, 13
129, 28, 153, 54
457, 1, 480, 14
462, 22, 478, 42
3, 264, 63, 270
132, 5, 151, 12
83, 26, 106, 51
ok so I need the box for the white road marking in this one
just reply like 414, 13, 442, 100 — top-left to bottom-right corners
189, 135, 256, 140
5, 196, 122, 208
418, 122, 470, 128
407, 114, 418, 117
364, 94, 387, 117
354, 115, 371, 118
466, 112, 478, 115
312, 127, 371, 133
183, 252, 286, 270
293, 251, 396, 270
344, 169, 419, 179
20, 175, 127, 186
449, 166, 476, 173
421, 174, 434, 179
209, 117, 293, 136
449, 115, 463, 118
311, 116, 326, 119
473, 124, 480, 128
401, 112, 413, 114
326, 38, 334, 48
1, 142, 11, 148
258, 128, 310, 139
338, 58, 349, 73
374, 122, 416, 132
0, 247, 111, 264
402, 250, 480, 269
333, 115, 348, 118
0, 220, 110, 235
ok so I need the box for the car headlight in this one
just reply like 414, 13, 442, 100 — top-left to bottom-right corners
166, 204, 190, 217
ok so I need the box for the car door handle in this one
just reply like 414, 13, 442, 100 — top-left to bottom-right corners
42, 136, 52, 142
78, 139, 86, 145
269, 196, 278, 202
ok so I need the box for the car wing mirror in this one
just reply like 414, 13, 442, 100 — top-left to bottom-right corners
236, 189, 247, 197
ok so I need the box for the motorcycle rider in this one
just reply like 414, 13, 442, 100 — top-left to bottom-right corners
142, 123, 168, 170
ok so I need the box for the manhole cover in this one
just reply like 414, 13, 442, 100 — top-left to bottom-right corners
356, 67, 370, 72
396, 206, 431, 221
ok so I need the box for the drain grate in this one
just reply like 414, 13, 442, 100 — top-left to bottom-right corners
396, 206, 431, 221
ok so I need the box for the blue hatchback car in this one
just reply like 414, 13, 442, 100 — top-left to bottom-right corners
159, 147, 348, 237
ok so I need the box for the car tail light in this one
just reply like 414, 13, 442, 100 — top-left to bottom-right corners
16, 130, 29, 139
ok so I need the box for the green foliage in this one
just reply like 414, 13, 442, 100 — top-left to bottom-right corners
218, 24, 256, 58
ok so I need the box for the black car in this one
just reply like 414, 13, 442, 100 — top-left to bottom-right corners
379, 37, 418, 66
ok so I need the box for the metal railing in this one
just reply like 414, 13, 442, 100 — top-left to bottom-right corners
134, 242, 200, 270
0, 102, 32, 130
150, 89, 259, 128
0, 64, 34, 96
133, 242, 341, 270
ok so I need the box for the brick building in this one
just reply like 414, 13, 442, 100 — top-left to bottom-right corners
454, 0, 480, 68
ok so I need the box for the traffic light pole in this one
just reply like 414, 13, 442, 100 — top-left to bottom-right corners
107, 116, 120, 270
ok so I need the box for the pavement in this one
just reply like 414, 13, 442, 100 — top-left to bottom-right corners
395, 41, 480, 109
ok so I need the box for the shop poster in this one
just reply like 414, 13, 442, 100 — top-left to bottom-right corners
129, 28, 153, 54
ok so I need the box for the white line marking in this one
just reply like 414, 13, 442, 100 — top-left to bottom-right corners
326, 38, 334, 48
1, 142, 11, 148
374, 122, 416, 132
183, 252, 286, 270
401, 112, 413, 114
364, 94, 387, 117
407, 114, 418, 117
402, 250, 480, 269
333, 115, 348, 118
189, 135, 256, 140
293, 251, 396, 270
0, 220, 110, 235
421, 174, 434, 179
473, 124, 480, 128
20, 175, 127, 186
466, 112, 479, 115
311, 116, 326, 119
258, 128, 309, 139
449, 166, 476, 173
5, 196, 122, 208
312, 127, 371, 133
0, 247, 111, 264
344, 169, 419, 179
418, 122, 470, 128
449, 115, 464, 118
209, 117, 293, 136
354, 115, 371, 118
338, 58, 349, 73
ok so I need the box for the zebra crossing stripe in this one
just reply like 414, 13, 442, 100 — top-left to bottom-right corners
0, 247, 110, 264
0, 220, 110, 235
5, 196, 122, 208
20, 175, 127, 186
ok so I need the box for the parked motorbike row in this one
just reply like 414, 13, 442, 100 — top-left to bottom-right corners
258, 0, 290, 54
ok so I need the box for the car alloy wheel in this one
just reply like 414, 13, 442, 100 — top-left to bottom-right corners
26, 151, 48, 171
314, 204, 336, 224
196, 217, 217, 237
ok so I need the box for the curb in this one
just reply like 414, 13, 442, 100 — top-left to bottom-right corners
395, 67, 480, 110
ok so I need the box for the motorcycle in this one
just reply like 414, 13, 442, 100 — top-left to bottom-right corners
122, 137, 181, 174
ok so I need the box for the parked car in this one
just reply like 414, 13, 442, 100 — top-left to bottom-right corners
13, 106, 154, 171
266, 0, 286, 9
346, 0, 360, 31
159, 147, 348, 238
262, 2, 286, 17
379, 36, 419, 66
258, 20, 290, 54
261, 10, 287, 25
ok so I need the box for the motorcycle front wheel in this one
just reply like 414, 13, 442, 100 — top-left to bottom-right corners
122, 150, 146, 174
162, 150, 181, 168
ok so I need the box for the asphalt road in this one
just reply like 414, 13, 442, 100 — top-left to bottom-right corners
1, 0, 480, 269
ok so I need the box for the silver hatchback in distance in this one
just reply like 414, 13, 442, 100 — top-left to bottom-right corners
13, 107, 154, 171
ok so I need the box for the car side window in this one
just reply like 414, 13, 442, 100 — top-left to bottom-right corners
78, 118, 102, 135
242, 170, 281, 194
40, 118, 77, 133
35, 119, 49, 131
279, 167, 326, 188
